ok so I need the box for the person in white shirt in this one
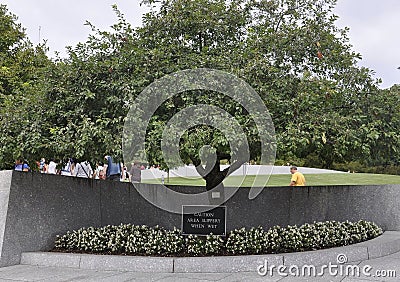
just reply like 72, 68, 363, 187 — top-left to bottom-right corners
60, 158, 73, 176
74, 160, 93, 178
47, 159, 57, 174
93, 162, 105, 179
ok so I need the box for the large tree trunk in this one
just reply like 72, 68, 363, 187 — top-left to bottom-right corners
193, 156, 246, 190
203, 160, 225, 191
192, 155, 246, 204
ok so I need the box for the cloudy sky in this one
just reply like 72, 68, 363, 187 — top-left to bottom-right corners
1, 0, 399, 89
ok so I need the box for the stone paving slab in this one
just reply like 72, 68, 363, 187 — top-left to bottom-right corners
355, 231, 400, 259
0, 265, 119, 281
21, 252, 174, 273
79, 253, 173, 273
341, 279, 387, 282
283, 245, 368, 267
20, 252, 81, 269
279, 275, 344, 281
174, 254, 283, 273
384, 251, 400, 260
0, 254, 399, 282
354, 255, 400, 281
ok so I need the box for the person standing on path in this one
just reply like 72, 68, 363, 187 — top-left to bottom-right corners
289, 166, 306, 186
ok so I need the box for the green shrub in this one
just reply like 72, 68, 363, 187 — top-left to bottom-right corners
184, 234, 224, 256
225, 227, 267, 255
333, 161, 400, 175
54, 220, 383, 256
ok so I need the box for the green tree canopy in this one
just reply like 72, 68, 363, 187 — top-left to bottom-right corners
0, 5, 52, 169
1, 0, 399, 185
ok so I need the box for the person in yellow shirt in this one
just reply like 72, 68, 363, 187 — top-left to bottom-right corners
289, 166, 306, 186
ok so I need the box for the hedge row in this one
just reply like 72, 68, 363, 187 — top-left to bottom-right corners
54, 220, 382, 256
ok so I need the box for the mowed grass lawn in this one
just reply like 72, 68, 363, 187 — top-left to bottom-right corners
143, 173, 400, 187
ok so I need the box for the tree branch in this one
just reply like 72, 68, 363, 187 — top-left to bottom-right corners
189, 155, 206, 177
195, 164, 206, 177
273, 3, 308, 33
222, 159, 247, 178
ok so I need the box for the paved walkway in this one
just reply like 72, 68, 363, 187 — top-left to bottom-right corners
0, 250, 399, 281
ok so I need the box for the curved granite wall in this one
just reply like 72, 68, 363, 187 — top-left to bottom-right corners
0, 170, 399, 266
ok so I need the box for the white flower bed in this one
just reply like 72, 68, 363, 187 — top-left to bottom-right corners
54, 220, 382, 256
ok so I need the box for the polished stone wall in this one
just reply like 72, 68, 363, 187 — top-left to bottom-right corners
0, 170, 399, 266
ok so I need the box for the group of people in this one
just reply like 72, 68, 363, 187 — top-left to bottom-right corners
14, 158, 30, 172
15, 156, 143, 183
15, 157, 306, 186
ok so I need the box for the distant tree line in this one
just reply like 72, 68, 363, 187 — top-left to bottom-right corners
1, 1, 399, 180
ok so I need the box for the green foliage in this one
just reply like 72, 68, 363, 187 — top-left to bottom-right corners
333, 162, 400, 175
225, 226, 268, 254
0, 5, 52, 169
54, 220, 382, 256
54, 224, 185, 255
185, 234, 224, 255
1, 0, 400, 177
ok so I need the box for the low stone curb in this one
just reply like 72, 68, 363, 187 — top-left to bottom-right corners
20, 231, 400, 273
